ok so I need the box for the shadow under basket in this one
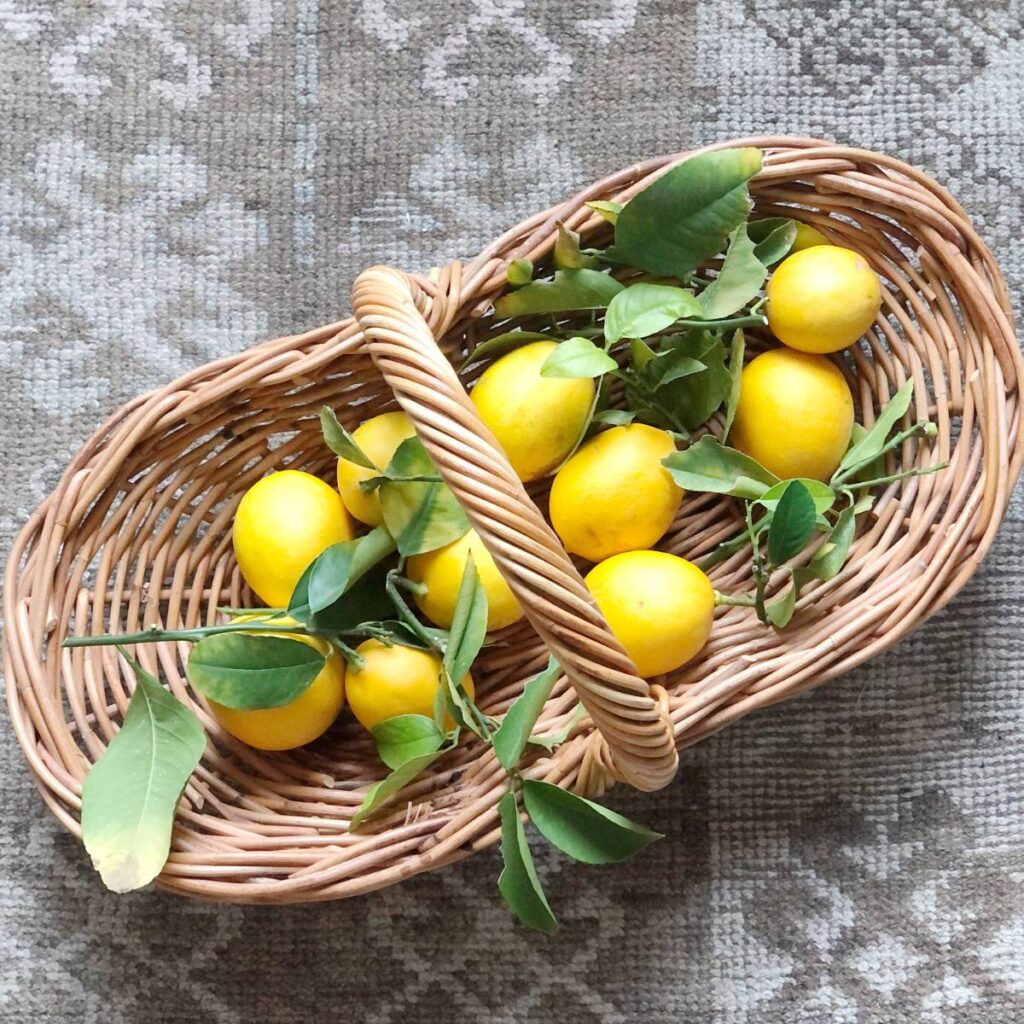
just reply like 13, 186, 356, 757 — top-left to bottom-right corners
5, 137, 1022, 905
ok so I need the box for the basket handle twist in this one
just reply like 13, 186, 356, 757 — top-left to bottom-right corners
352, 265, 678, 793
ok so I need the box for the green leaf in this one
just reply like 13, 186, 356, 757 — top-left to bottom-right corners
698, 224, 767, 320
807, 503, 857, 581
493, 269, 623, 318
507, 258, 534, 287
650, 348, 706, 388
586, 199, 623, 224
834, 381, 915, 481
540, 337, 618, 379
592, 408, 636, 426
492, 658, 562, 771
767, 481, 818, 566
188, 634, 326, 710
721, 329, 745, 442
443, 553, 489, 691
371, 715, 445, 770
528, 704, 586, 752
662, 435, 779, 499
765, 581, 797, 628
748, 217, 798, 266
498, 791, 557, 934
554, 223, 594, 270
757, 479, 836, 516
522, 780, 662, 865
379, 437, 470, 556
306, 526, 396, 615
604, 283, 703, 343
81, 651, 205, 892
320, 407, 375, 469
609, 147, 763, 277
290, 562, 394, 633
459, 331, 551, 370
350, 750, 444, 830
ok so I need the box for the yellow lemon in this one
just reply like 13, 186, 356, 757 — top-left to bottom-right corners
790, 222, 830, 252
767, 244, 882, 353
470, 341, 595, 481
407, 528, 523, 631
336, 410, 417, 526
586, 551, 714, 677
549, 424, 682, 562
731, 348, 854, 482
232, 470, 355, 608
208, 619, 345, 750
346, 639, 475, 732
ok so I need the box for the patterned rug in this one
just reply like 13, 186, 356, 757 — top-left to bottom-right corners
1, 2, 1022, 1021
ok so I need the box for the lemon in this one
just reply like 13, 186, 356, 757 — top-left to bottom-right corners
406, 528, 523, 631
346, 639, 475, 732
232, 470, 355, 607
208, 619, 345, 750
586, 551, 714, 677
767, 244, 882, 354
470, 341, 595, 481
549, 424, 682, 562
790, 222, 830, 252
731, 348, 854, 482
336, 410, 417, 526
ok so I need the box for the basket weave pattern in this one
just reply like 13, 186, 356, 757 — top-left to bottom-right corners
4, 137, 1020, 904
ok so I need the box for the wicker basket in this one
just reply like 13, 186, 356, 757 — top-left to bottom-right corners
4, 137, 1021, 904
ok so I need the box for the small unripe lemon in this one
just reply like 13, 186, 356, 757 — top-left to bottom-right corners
731, 348, 854, 482
346, 639, 475, 732
767, 244, 882, 353
208, 620, 345, 750
232, 470, 355, 607
407, 528, 523, 631
549, 424, 682, 562
336, 410, 417, 526
470, 341, 595, 481
790, 222, 830, 252
586, 551, 714, 677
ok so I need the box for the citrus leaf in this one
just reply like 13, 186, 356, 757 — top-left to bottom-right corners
290, 562, 394, 632
698, 223, 767, 319
540, 337, 618, 379
721, 329, 745, 442
757, 478, 836, 516
443, 553, 488, 691
767, 481, 818, 566
459, 331, 551, 370
592, 409, 635, 426
748, 217, 798, 266
586, 199, 623, 224
349, 750, 443, 830
371, 715, 445, 770
320, 406, 375, 469
188, 634, 326, 710
507, 258, 534, 286
650, 349, 706, 387
498, 791, 557, 934
604, 283, 703, 343
662, 435, 779, 499
493, 268, 623, 318
306, 525, 396, 615
527, 703, 586, 752
521, 780, 662, 865
81, 650, 205, 892
808, 503, 857, 581
765, 580, 797, 628
609, 147, 763, 277
834, 381, 915, 481
554, 223, 593, 270
492, 657, 562, 771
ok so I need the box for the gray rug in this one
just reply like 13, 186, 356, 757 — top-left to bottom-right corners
2, 2, 1022, 1021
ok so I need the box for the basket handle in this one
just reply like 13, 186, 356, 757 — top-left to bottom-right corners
352, 265, 678, 792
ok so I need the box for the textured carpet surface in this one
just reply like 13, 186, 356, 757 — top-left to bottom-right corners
2, 2, 1023, 1021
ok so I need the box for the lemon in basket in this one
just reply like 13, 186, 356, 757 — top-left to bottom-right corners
470, 341, 595, 481
336, 410, 416, 525
550, 423, 682, 563
731, 348, 854, 482
586, 550, 714, 677
406, 528, 523, 631
346, 639, 475, 731
790, 221, 829, 252
233, 470, 355, 607
767, 244, 882, 353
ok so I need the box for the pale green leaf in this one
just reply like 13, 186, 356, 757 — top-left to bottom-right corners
662, 435, 779, 499
721, 329, 745, 442
834, 381, 915, 482
698, 224, 767, 319
350, 750, 444, 830
492, 658, 561, 771
498, 791, 557, 933
586, 199, 623, 224
604, 283, 703, 343
494, 269, 623, 318
320, 407, 375, 469
459, 331, 550, 370
371, 715, 445, 770
757, 479, 836, 516
541, 337, 618, 379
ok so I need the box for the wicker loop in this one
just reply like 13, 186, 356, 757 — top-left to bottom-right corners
352, 265, 680, 793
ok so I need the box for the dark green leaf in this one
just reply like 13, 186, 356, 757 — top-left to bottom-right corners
498, 791, 557, 934
522, 780, 662, 865
637, 330, 731, 430
586, 199, 622, 224
767, 481, 818, 565
609, 147, 763, 277
834, 381, 915, 481
662, 435, 779, 499
350, 750, 444, 830
541, 337, 618, 379
758, 479, 836, 516
492, 658, 562, 771
592, 408, 636, 426
320, 407, 375, 469
290, 563, 395, 633
306, 526, 396, 615
748, 217, 798, 266
459, 331, 551, 370
371, 715, 445, 770
379, 437, 470, 556
765, 581, 797, 628
507, 258, 534, 287
81, 650, 205, 892
604, 283, 702, 343
494, 269, 623, 318
721, 329, 745, 442
650, 349, 706, 388
188, 634, 326, 710
808, 503, 857, 581
443, 554, 489, 691
698, 224, 767, 319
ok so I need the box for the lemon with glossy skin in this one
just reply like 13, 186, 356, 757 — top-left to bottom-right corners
767, 244, 882, 354
208, 621, 345, 750
586, 551, 714, 677
233, 470, 355, 607
407, 528, 523, 631
336, 410, 417, 526
470, 341, 595, 481
731, 348, 854, 482
549, 424, 682, 562
790, 222, 829, 252
346, 639, 475, 731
